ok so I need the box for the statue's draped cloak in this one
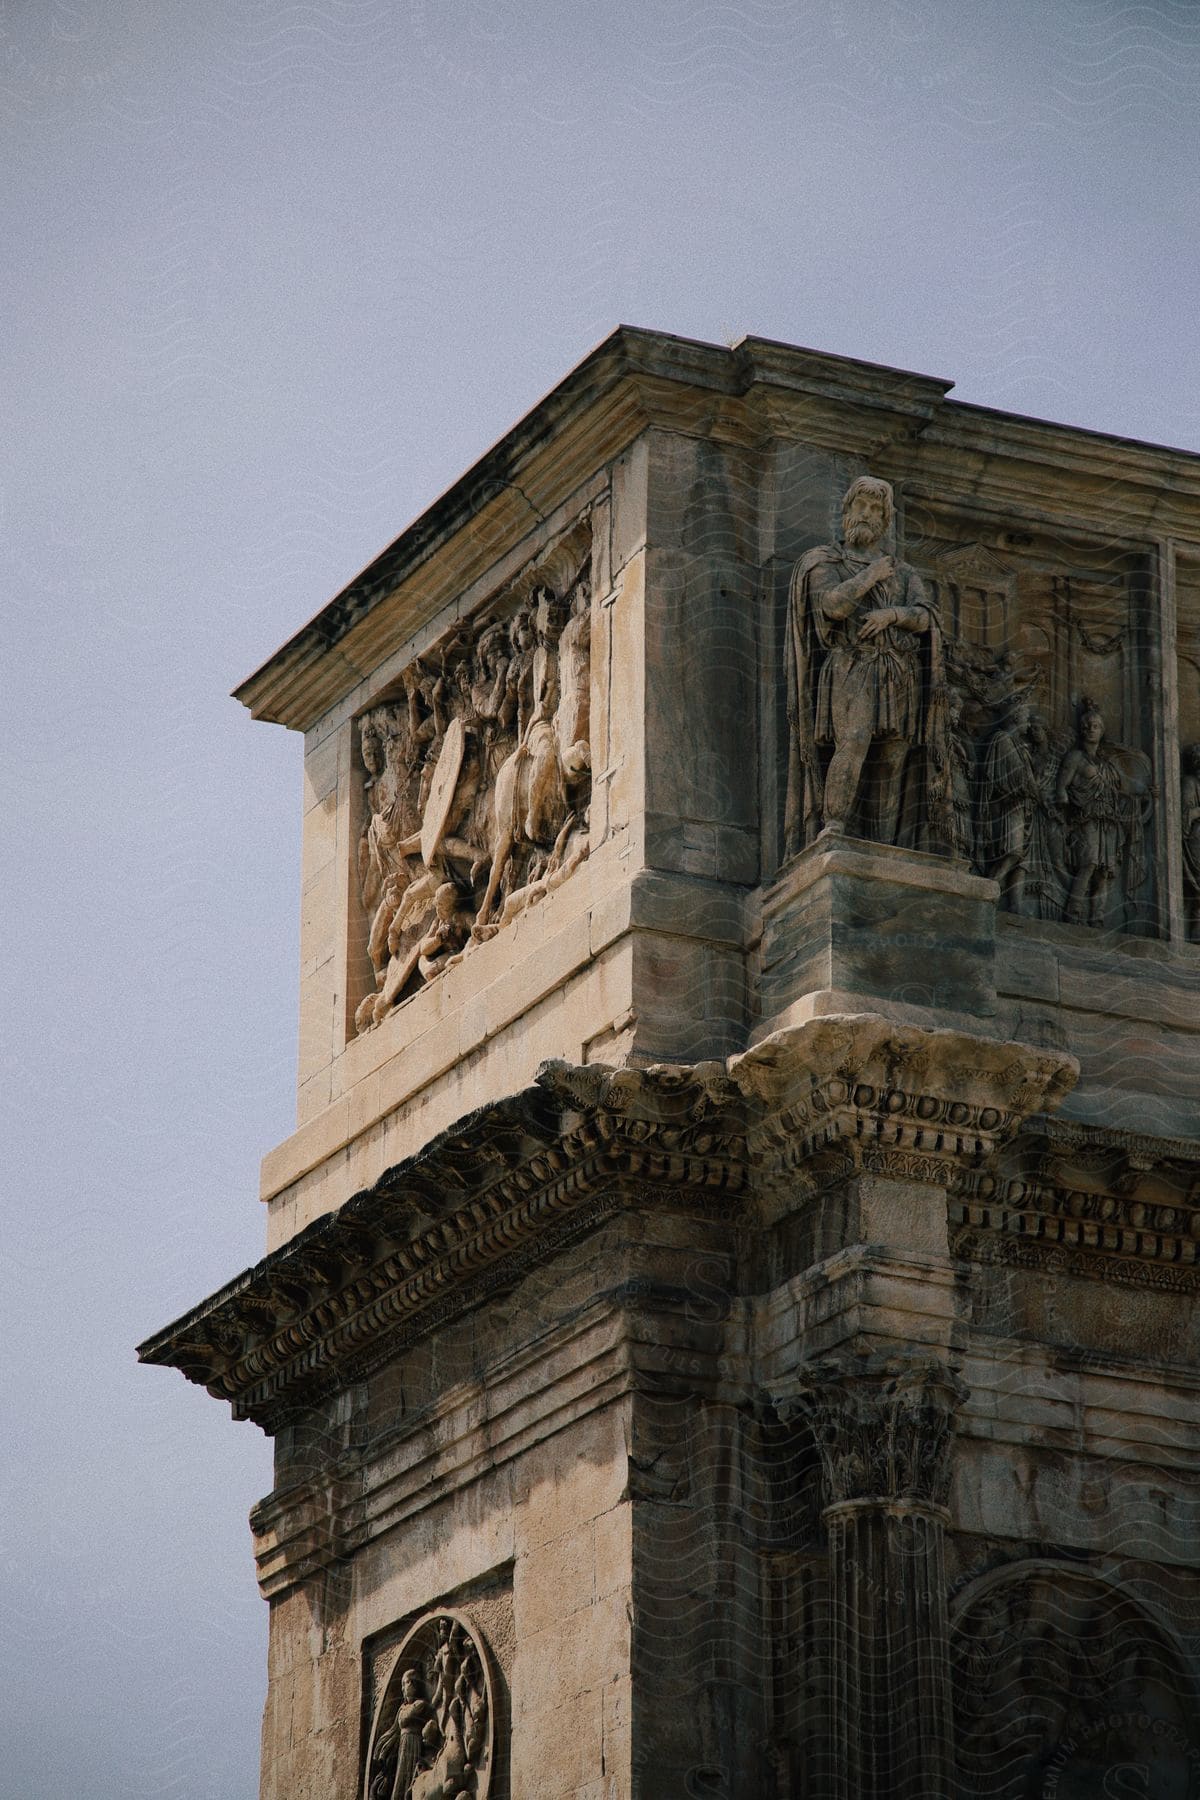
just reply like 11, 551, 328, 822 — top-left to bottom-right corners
785, 545, 952, 856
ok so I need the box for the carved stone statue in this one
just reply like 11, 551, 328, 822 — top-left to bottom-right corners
1183, 744, 1200, 939
364, 1612, 492, 1800
1054, 698, 1151, 928
980, 690, 1041, 912
785, 475, 950, 853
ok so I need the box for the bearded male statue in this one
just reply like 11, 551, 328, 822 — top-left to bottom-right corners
784, 475, 951, 855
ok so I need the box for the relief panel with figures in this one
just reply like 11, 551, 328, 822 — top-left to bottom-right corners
364, 1612, 495, 1800
352, 521, 592, 1034
1177, 551, 1200, 941
782, 476, 1160, 936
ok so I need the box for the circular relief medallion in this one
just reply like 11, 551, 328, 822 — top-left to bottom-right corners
364, 1609, 494, 1800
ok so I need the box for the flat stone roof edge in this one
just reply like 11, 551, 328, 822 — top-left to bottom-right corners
233, 324, 1200, 729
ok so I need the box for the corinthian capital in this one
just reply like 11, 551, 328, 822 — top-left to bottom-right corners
789, 1352, 968, 1510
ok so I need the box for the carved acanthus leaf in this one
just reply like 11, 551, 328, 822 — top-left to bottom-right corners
786, 1352, 968, 1509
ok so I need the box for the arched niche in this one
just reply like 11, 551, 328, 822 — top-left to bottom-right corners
950, 1560, 1200, 1799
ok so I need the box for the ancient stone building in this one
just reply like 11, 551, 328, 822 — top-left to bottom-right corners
140, 328, 1200, 1799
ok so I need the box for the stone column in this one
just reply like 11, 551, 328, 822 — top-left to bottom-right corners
793, 1354, 966, 1800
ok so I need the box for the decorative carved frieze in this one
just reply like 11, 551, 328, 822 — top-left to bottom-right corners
781, 488, 1163, 933
138, 1026, 1091, 1433
355, 519, 592, 1033
950, 1118, 1200, 1290
364, 1610, 495, 1800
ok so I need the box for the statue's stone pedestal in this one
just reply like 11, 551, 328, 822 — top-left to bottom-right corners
758, 834, 1000, 1034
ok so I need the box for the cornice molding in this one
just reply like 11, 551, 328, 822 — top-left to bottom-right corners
140, 1017, 1081, 1434
729, 1013, 1078, 1199
137, 1059, 747, 1433
234, 326, 1200, 735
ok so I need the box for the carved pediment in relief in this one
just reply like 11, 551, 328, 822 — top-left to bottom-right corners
354, 519, 592, 1033
933, 541, 1016, 650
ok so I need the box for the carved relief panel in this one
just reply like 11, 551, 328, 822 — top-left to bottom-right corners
1177, 547, 1200, 940
911, 504, 1159, 933
780, 476, 1162, 934
364, 1610, 496, 1800
952, 1566, 1200, 1799
352, 520, 592, 1033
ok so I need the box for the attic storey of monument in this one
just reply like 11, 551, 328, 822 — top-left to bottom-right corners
142, 329, 1200, 1800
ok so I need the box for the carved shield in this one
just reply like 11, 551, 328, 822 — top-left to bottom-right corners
420, 716, 466, 868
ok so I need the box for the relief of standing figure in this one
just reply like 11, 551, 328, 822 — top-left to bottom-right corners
367, 1668, 437, 1800
1054, 697, 1152, 929
1181, 744, 1200, 940
980, 690, 1041, 912
785, 475, 951, 854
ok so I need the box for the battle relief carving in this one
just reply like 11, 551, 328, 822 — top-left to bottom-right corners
354, 529, 591, 1032
365, 1612, 494, 1800
784, 476, 1158, 931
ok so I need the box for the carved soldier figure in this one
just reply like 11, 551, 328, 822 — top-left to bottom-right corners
1182, 744, 1200, 939
945, 684, 977, 867
1055, 698, 1148, 929
554, 575, 592, 780
980, 691, 1041, 912
785, 475, 950, 851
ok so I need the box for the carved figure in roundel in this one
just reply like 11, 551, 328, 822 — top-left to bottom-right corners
784, 476, 952, 855
364, 1611, 494, 1800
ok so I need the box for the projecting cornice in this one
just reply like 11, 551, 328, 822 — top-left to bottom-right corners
137, 1057, 747, 1433
232, 327, 954, 733
139, 1018, 1085, 1435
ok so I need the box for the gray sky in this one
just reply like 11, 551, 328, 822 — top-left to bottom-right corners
3, 2, 1198, 1794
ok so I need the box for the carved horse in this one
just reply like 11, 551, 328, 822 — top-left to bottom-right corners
472, 712, 567, 933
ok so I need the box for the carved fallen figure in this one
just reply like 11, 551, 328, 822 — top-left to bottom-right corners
354, 559, 592, 1032
1053, 697, 1152, 929
785, 475, 951, 853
